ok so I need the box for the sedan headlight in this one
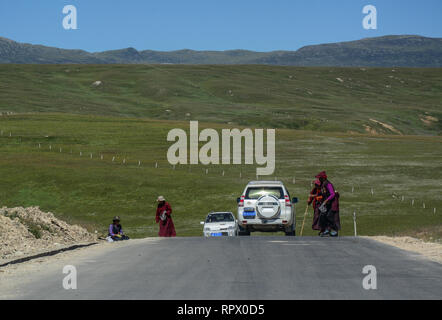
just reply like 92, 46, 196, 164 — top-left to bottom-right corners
204, 227, 211, 232
228, 225, 235, 230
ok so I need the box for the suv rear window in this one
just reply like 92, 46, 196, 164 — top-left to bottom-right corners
245, 187, 284, 199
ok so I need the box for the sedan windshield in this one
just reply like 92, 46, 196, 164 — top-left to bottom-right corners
206, 213, 234, 223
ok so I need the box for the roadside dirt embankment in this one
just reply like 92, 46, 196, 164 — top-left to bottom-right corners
0, 206, 97, 262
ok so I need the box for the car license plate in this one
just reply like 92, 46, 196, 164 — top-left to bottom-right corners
211, 232, 222, 237
243, 211, 256, 217
244, 207, 255, 212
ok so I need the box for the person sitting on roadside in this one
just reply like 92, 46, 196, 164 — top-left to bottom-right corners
308, 179, 323, 233
315, 171, 341, 237
108, 216, 129, 242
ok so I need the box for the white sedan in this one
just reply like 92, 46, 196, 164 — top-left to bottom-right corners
201, 212, 238, 237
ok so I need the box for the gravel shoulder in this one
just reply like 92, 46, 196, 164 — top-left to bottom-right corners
366, 236, 442, 264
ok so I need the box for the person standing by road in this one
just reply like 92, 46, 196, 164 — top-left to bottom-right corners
156, 196, 176, 237
315, 171, 341, 237
308, 179, 323, 233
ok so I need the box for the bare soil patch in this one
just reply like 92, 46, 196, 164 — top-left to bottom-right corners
368, 236, 442, 264
0, 207, 97, 262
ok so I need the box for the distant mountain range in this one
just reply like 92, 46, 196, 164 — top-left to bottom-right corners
1, 35, 441, 67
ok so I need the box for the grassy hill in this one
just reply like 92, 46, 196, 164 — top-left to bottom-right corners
0, 114, 440, 238
1, 35, 442, 67
275, 35, 442, 67
0, 64, 440, 135
0, 64, 440, 239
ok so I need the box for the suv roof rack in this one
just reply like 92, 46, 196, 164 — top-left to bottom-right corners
247, 181, 284, 185
209, 212, 233, 215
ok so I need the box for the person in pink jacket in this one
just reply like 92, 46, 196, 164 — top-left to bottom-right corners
315, 171, 341, 237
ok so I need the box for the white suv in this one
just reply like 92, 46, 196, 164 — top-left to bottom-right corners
237, 181, 298, 236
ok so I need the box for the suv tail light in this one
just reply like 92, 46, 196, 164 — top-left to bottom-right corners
238, 195, 245, 207
284, 195, 292, 207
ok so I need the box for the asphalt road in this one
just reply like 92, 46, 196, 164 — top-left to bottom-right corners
1, 236, 441, 300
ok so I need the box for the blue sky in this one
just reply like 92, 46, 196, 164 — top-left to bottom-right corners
0, 0, 441, 52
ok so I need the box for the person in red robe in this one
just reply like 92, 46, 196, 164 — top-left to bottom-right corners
155, 196, 176, 237
307, 179, 323, 232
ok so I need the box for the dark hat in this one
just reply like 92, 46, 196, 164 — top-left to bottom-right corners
113, 216, 121, 221
315, 171, 327, 179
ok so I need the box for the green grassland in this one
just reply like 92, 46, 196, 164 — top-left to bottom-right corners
0, 65, 441, 135
0, 113, 440, 238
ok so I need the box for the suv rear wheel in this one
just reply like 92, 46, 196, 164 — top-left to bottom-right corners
238, 225, 251, 236
284, 224, 296, 236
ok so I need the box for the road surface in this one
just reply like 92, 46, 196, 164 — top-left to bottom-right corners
0, 236, 441, 299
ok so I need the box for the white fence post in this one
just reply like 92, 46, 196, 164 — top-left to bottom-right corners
353, 211, 357, 237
